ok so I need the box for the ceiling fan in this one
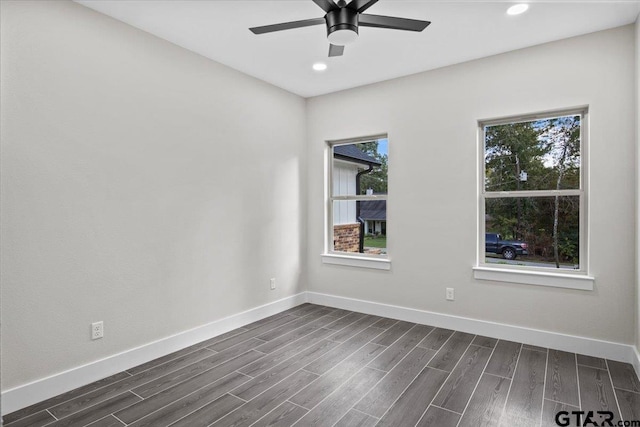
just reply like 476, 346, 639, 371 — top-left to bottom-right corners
249, 0, 431, 57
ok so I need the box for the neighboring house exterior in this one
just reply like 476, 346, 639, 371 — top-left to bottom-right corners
360, 200, 386, 236
333, 145, 385, 252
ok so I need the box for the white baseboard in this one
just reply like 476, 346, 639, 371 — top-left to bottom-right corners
1, 292, 307, 416
307, 292, 640, 370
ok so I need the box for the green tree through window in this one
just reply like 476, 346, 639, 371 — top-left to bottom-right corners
483, 113, 583, 269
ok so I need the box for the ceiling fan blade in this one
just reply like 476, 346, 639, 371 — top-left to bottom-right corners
328, 44, 344, 57
313, 0, 338, 13
250, 18, 325, 34
359, 14, 431, 32
346, 0, 378, 13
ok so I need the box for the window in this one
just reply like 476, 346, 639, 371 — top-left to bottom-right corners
477, 108, 592, 288
323, 136, 389, 269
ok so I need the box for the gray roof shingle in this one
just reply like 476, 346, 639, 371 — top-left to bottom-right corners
334, 144, 381, 166
360, 200, 386, 221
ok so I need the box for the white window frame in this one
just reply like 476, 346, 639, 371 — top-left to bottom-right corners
473, 107, 594, 290
322, 134, 391, 270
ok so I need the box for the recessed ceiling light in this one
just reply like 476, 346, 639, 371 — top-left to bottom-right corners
507, 4, 529, 15
313, 62, 327, 72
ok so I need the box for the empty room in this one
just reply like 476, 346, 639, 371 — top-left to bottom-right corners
1, 0, 640, 426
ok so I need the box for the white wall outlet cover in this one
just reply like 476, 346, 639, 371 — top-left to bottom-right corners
446, 288, 455, 301
91, 321, 104, 340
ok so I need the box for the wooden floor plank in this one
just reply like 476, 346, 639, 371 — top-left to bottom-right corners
472, 335, 498, 349
576, 354, 607, 369
376, 367, 449, 427
354, 346, 436, 418
334, 409, 379, 427
541, 399, 579, 427
169, 393, 245, 427
233, 340, 339, 401
545, 350, 579, 407
327, 315, 384, 343
48, 347, 217, 419
310, 310, 351, 325
212, 370, 318, 427
578, 365, 622, 423
324, 313, 366, 332
49, 392, 141, 427
371, 318, 399, 330
457, 374, 511, 427
293, 367, 386, 427
416, 406, 461, 427
432, 345, 493, 413
3, 371, 131, 425
324, 308, 353, 319
427, 331, 475, 372
250, 402, 307, 427
126, 344, 214, 377
132, 344, 263, 398
241, 312, 294, 330
615, 389, 640, 421
290, 342, 385, 409
370, 321, 415, 347
284, 304, 324, 318
243, 328, 335, 376
417, 328, 454, 351
607, 360, 640, 392
304, 327, 383, 375
256, 309, 332, 341
367, 324, 433, 372
86, 416, 126, 427
126, 328, 246, 375
255, 318, 337, 354
4, 410, 55, 427
522, 344, 547, 353
484, 340, 522, 379
502, 348, 546, 426
119, 372, 250, 426
209, 316, 300, 352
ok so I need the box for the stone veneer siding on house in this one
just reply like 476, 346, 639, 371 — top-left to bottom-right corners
333, 223, 360, 253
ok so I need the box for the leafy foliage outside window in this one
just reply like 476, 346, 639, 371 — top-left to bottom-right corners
358, 140, 388, 194
483, 113, 583, 269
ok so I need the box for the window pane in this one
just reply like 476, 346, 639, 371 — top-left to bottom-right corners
333, 140, 388, 197
485, 196, 580, 269
333, 200, 387, 255
485, 115, 580, 192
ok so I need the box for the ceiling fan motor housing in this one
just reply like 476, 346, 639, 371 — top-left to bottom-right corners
326, 7, 359, 45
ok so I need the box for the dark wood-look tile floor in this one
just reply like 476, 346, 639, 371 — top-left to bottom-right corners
4, 304, 640, 427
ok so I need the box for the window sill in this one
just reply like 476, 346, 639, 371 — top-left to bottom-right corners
321, 254, 391, 270
473, 266, 594, 290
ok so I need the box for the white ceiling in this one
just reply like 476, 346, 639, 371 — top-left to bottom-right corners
75, 1, 640, 98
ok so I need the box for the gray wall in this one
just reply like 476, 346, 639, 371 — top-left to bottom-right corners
307, 26, 636, 346
0, 0, 307, 389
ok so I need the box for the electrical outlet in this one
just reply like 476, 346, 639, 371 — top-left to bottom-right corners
91, 321, 104, 340
270, 278, 276, 290
446, 288, 455, 301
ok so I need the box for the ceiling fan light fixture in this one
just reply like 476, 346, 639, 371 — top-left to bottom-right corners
327, 28, 359, 45
326, 7, 359, 45
507, 4, 529, 15
249, 0, 432, 57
